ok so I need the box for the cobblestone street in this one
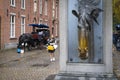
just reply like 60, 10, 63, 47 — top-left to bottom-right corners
113, 50, 120, 80
0, 47, 120, 80
0, 48, 59, 80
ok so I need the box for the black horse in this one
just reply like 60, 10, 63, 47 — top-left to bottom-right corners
17, 33, 39, 51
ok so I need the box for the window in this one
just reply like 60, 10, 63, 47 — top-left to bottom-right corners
52, 10, 55, 18
21, 16, 25, 34
39, 19, 43, 24
45, 0, 48, 15
45, 20, 48, 25
45, 22, 47, 25
52, 0, 55, 9
10, 0, 15, 7
34, 0, 37, 13
21, 0, 25, 9
56, 6, 58, 18
39, 0, 43, 14
10, 14, 15, 38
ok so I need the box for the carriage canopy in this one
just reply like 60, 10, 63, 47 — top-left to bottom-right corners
29, 24, 49, 32
29, 24, 49, 28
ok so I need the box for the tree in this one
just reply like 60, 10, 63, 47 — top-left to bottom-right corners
113, 0, 120, 27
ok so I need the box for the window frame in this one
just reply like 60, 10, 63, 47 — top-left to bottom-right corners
21, 15, 26, 34
10, 0, 16, 7
34, 0, 37, 13
39, 0, 43, 14
45, 0, 48, 15
10, 13, 16, 38
21, 0, 25, 9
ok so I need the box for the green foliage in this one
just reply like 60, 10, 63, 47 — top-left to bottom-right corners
113, 0, 120, 32
113, 0, 120, 26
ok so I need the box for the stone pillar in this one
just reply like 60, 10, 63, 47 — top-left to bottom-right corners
54, 0, 117, 80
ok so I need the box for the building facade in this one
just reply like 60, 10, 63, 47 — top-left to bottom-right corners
0, 0, 59, 49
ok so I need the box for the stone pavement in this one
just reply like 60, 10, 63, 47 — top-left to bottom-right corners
0, 47, 120, 80
113, 50, 120, 80
0, 48, 59, 80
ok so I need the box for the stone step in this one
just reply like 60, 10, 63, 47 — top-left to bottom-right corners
54, 73, 118, 80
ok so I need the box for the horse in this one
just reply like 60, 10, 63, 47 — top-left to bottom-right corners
17, 33, 35, 51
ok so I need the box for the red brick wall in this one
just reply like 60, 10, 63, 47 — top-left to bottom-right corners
0, 0, 59, 49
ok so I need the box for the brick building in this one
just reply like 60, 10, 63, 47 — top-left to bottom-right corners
0, 0, 59, 50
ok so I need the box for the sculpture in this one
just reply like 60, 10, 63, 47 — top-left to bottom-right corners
72, 0, 103, 59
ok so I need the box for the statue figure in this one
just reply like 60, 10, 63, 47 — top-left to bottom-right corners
72, 0, 103, 59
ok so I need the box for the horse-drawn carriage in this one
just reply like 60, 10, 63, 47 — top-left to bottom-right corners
17, 24, 50, 52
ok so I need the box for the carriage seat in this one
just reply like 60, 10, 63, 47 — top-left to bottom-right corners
32, 33, 38, 39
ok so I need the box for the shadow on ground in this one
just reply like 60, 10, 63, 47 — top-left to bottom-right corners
45, 74, 56, 80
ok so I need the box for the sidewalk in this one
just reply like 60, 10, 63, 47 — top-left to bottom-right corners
0, 48, 59, 80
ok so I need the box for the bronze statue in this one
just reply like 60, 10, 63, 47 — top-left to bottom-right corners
72, 0, 103, 59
